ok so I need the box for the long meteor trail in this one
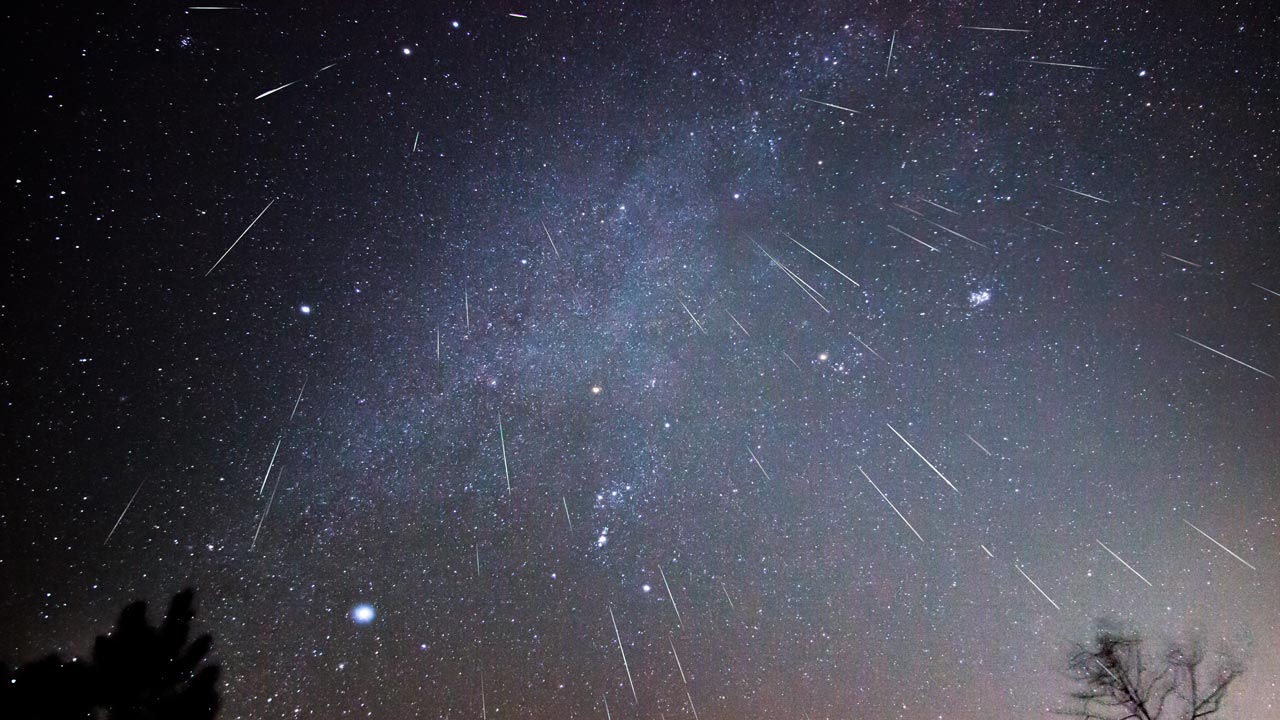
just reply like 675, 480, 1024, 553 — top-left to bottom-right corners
964, 432, 992, 456
1161, 252, 1201, 268
798, 96, 862, 115
885, 30, 897, 76
206, 198, 276, 275
1094, 539, 1153, 586
541, 221, 560, 257
608, 606, 639, 702
1174, 333, 1274, 379
254, 80, 298, 100
724, 309, 750, 336
260, 439, 281, 494
658, 564, 683, 628
1015, 564, 1061, 610
887, 224, 940, 252
960, 25, 1030, 32
250, 469, 283, 551
784, 232, 860, 287
1053, 184, 1112, 203
105, 480, 145, 544
859, 467, 924, 543
885, 424, 959, 493
677, 297, 706, 333
498, 413, 511, 495
1020, 59, 1104, 70
754, 241, 830, 312
746, 446, 773, 483
289, 377, 307, 421
1183, 520, 1257, 570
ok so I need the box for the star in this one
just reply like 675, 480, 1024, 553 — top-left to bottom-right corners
350, 604, 376, 624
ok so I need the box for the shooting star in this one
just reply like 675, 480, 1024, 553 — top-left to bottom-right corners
436, 327, 441, 362
885, 423, 959, 493
746, 446, 773, 483
1019, 215, 1066, 235
1161, 252, 1201, 268
205, 198, 275, 276
721, 581, 735, 610
798, 96, 862, 115
602, 695, 611, 720
608, 606, 639, 702
289, 377, 307, 421
104, 479, 145, 544
676, 297, 706, 333
686, 691, 701, 720
189, 5, 244, 9
858, 467, 924, 543
964, 432, 992, 456
509, 12, 527, 18
412, 130, 420, 152
481, 673, 487, 720
782, 351, 801, 370
783, 232, 860, 287
250, 468, 282, 551
541, 221, 560, 257
464, 290, 470, 328
1094, 539, 1153, 587
1019, 59, 1104, 70
259, 439, 281, 494
980, 544, 995, 558
498, 413, 511, 495
920, 197, 960, 215
1183, 519, 1257, 570
1015, 564, 1061, 611
887, 224, 940, 252
658, 564, 683, 628
563, 496, 573, 529
724, 309, 750, 337
852, 334, 888, 364
669, 637, 688, 684
669, 639, 700, 720
1252, 282, 1280, 298
1174, 333, 1274, 379
254, 80, 298, 101
885, 30, 897, 76
754, 241, 830, 312
960, 25, 1030, 32
475, 544, 480, 574
920, 218, 989, 250
892, 202, 925, 217
1052, 184, 1112, 203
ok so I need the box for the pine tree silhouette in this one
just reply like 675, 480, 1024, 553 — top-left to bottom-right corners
0, 589, 219, 720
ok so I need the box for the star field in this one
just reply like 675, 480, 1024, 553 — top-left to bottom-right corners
3, 2, 1278, 719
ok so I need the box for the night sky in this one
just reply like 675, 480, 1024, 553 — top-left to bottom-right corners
4, 2, 1278, 719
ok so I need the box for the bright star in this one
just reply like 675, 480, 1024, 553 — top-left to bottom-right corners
351, 604, 376, 624
299, 304, 311, 315
642, 584, 652, 593
402, 47, 411, 55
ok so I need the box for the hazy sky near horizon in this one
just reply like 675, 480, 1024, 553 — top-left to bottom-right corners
4, 2, 1277, 718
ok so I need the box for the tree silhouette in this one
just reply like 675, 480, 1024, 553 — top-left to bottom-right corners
1060, 623, 1244, 720
0, 589, 219, 720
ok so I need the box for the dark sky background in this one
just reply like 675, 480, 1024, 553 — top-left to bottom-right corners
3, 2, 1278, 719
